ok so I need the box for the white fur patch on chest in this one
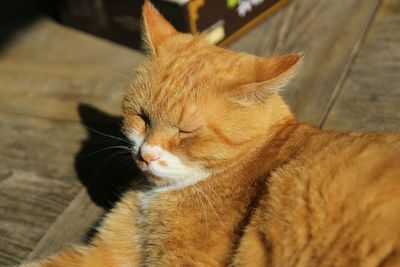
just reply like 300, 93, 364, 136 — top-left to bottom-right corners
132, 188, 171, 257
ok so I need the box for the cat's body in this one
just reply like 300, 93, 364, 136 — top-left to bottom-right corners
25, 121, 400, 267
23, 2, 400, 267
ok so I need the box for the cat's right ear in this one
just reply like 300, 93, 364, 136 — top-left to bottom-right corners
142, 0, 178, 55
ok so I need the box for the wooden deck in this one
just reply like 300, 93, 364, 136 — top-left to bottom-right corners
0, 0, 399, 265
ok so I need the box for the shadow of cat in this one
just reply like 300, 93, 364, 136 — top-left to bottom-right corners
75, 104, 149, 211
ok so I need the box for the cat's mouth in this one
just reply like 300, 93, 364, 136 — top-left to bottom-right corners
134, 157, 174, 184
134, 156, 210, 188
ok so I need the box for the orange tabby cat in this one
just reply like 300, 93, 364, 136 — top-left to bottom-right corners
23, 1, 400, 266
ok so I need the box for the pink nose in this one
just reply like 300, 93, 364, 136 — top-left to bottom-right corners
140, 146, 160, 163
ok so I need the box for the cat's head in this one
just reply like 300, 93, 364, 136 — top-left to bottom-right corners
122, 1, 302, 188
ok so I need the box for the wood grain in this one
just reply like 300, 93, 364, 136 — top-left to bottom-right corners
0, 112, 104, 266
0, 17, 143, 266
322, 0, 400, 132
0, 111, 134, 265
0, 170, 78, 266
25, 189, 104, 262
0, 113, 85, 183
0, 17, 145, 122
229, 0, 380, 125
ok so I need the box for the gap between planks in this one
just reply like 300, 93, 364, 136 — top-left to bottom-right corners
317, 0, 383, 128
26, 189, 104, 262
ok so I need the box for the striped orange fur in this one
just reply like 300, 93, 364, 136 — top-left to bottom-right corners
22, 1, 400, 266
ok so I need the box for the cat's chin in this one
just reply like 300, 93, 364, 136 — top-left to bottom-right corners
146, 172, 192, 188
134, 158, 210, 189
146, 173, 172, 187
145, 169, 211, 190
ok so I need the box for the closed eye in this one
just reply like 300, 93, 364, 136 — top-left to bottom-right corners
139, 113, 151, 127
178, 125, 202, 135
179, 129, 194, 134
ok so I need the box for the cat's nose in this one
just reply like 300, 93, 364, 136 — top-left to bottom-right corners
140, 145, 161, 163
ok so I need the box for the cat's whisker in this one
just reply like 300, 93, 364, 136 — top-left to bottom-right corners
193, 184, 209, 236
129, 176, 154, 191
118, 157, 135, 163
202, 183, 222, 202
195, 184, 225, 228
95, 151, 133, 171
180, 187, 190, 206
191, 186, 202, 211
80, 124, 132, 145
78, 145, 132, 157
185, 190, 193, 206
186, 188, 197, 208
195, 185, 216, 213
202, 183, 226, 214
86, 137, 126, 147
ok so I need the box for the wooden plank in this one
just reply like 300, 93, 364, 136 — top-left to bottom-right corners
0, 110, 138, 264
0, 113, 85, 182
322, 0, 400, 132
228, 0, 380, 125
0, 170, 79, 266
25, 189, 104, 262
0, 107, 133, 185
0, 17, 145, 122
0, 17, 144, 265
0, 113, 84, 266
0, 111, 135, 265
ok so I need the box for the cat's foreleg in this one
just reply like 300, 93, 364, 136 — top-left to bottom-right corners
21, 241, 119, 267
21, 191, 142, 267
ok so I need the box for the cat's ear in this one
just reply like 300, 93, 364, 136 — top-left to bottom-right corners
142, 0, 178, 55
230, 54, 303, 105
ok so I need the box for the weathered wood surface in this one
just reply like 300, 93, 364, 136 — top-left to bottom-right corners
229, 0, 380, 126
0, 113, 87, 265
1, 0, 400, 265
0, 18, 144, 266
0, 170, 78, 265
0, 113, 84, 182
25, 189, 104, 262
323, 0, 400, 132
0, 111, 138, 265
0, 18, 144, 121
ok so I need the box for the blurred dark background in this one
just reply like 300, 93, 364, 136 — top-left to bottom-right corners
0, 0, 286, 50
0, 0, 144, 49
0, 0, 59, 19
0, 1, 56, 45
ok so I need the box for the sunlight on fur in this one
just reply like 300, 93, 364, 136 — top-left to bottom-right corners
22, 1, 400, 266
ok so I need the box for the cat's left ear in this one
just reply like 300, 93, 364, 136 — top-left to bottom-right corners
230, 54, 303, 105
142, 0, 178, 55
